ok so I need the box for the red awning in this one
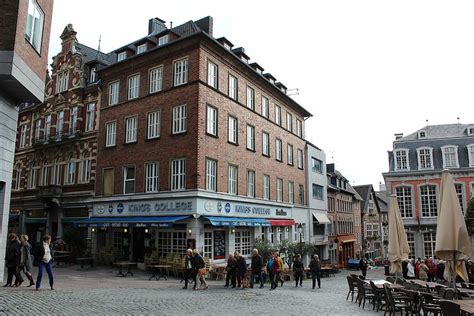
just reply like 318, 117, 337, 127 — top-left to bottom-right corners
268, 219, 295, 226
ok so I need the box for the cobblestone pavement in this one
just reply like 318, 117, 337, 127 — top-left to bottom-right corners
0, 266, 386, 315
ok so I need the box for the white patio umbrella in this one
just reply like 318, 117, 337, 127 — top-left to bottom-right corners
435, 170, 472, 287
388, 194, 410, 275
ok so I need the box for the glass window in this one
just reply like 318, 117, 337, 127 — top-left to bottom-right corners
41, 164, 48, 186
56, 111, 64, 137
89, 67, 97, 83
235, 230, 251, 256
206, 158, 217, 191
288, 181, 294, 203
105, 121, 117, 147
69, 107, 77, 134
44, 114, 51, 140
149, 66, 163, 93
396, 186, 413, 217
65, 159, 76, 185
277, 178, 283, 202
442, 146, 459, 168
296, 119, 302, 137
297, 149, 304, 169
34, 119, 41, 140
247, 170, 255, 198
246, 125, 255, 151
299, 185, 305, 205
174, 58, 188, 86
128, 74, 140, 100
125, 116, 137, 143
228, 165, 238, 195
407, 233, 415, 259
455, 183, 465, 213
287, 144, 293, 165
246, 86, 255, 110
136, 43, 147, 54
145, 162, 159, 192
79, 154, 90, 183
418, 148, 433, 170
158, 35, 169, 46
275, 139, 282, 161
172, 104, 187, 134
286, 112, 293, 132
117, 52, 127, 61
312, 184, 323, 200
108, 81, 120, 106
203, 231, 213, 259
395, 149, 409, 171
261, 96, 269, 118
171, 158, 186, 191
228, 116, 237, 144
263, 175, 270, 200
420, 185, 437, 217
207, 61, 218, 88
85, 103, 95, 132
147, 111, 160, 139
20, 125, 28, 148
28, 162, 37, 189
423, 232, 436, 258
275, 105, 281, 125
262, 132, 270, 156
123, 166, 135, 194
52, 159, 62, 185
14, 166, 21, 190
206, 105, 218, 136
228, 75, 238, 100
56, 71, 69, 93
25, 0, 44, 52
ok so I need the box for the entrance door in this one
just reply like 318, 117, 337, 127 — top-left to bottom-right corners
132, 228, 145, 262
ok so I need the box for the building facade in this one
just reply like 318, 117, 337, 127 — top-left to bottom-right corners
383, 124, 474, 259
0, 0, 53, 281
82, 17, 314, 264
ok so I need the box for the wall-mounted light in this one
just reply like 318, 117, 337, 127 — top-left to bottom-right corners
91, 228, 96, 233
124, 228, 128, 233
286, 227, 289, 232
188, 228, 192, 234
231, 228, 236, 234
145, 229, 149, 234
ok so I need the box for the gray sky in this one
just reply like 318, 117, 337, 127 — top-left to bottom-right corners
49, 0, 474, 188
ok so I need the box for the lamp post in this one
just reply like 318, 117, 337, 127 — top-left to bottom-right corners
297, 223, 303, 254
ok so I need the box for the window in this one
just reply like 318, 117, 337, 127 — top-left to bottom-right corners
207, 61, 218, 88
420, 185, 437, 217
312, 184, 323, 200
34, 119, 41, 140
228, 116, 237, 144
52, 159, 62, 185
41, 164, 48, 186
174, 58, 188, 86
105, 121, 117, 147
14, 166, 21, 190
263, 175, 270, 200
396, 186, 413, 217
299, 185, 305, 205
423, 232, 436, 258
206, 159, 217, 191
297, 149, 304, 169
69, 107, 77, 134
117, 52, 127, 61
417, 147, 433, 170
136, 43, 147, 54
172, 104, 187, 134
128, 74, 140, 100
123, 166, 135, 194
277, 178, 283, 202
203, 231, 213, 259
246, 86, 255, 110
25, 0, 44, 52
288, 181, 294, 203
145, 162, 159, 192
125, 116, 137, 143
261, 96, 269, 118
407, 233, 415, 259
468, 145, 474, 167
44, 115, 51, 140
65, 159, 76, 185
171, 158, 186, 191
108, 81, 119, 106
235, 230, 251, 256
287, 144, 293, 165
85, 103, 95, 132
56, 71, 69, 93
246, 125, 255, 151
228, 165, 238, 195
455, 183, 465, 213
228, 75, 238, 100
286, 112, 293, 132
418, 131, 427, 139
149, 66, 163, 94
103, 168, 114, 196
394, 149, 409, 171
147, 111, 160, 139
20, 125, 27, 148
275, 105, 281, 125
442, 146, 459, 168
28, 162, 37, 189
56, 111, 64, 137
247, 170, 255, 198
312, 157, 322, 173
275, 138, 282, 161
79, 153, 90, 183
89, 67, 97, 83
296, 119, 302, 137
158, 35, 169, 46
206, 105, 218, 136
262, 132, 270, 156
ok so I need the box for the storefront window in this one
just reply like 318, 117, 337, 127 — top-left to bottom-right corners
113, 232, 123, 250
235, 230, 251, 256
204, 231, 212, 259
173, 231, 186, 255
157, 231, 186, 257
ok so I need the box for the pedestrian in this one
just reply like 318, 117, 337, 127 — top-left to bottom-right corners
191, 249, 208, 290
18, 234, 35, 287
266, 252, 276, 290
275, 252, 284, 287
235, 251, 247, 288
33, 235, 54, 291
224, 253, 237, 288
407, 259, 415, 279
415, 258, 421, 279
309, 254, 321, 289
358, 257, 367, 279
250, 249, 264, 289
293, 254, 304, 287
182, 249, 193, 289
437, 260, 446, 281
427, 258, 437, 282
419, 260, 429, 281
3, 233, 21, 287
402, 259, 408, 279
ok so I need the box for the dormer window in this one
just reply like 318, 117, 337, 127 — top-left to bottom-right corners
89, 67, 97, 83
158, 35, 169, 46
223, 43, 231, 50
468, 127, 474, 136
137, 44, 147, 54
241, 56, 248, 63
117, 51, 127, 62
441, 145, 459, 169
418, 131, 427, 139
417, 147, 433, 170
394, 149, 410, 171
467, 144, 474, 167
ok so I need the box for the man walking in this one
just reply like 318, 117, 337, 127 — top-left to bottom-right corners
250, 249, 264, 288
33, 235, 54, 291
309, 254, 321, 289
182, 249, 193, 289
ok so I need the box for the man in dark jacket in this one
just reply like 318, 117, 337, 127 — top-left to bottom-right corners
182, 249, 193, 289
4, 233, 21, 287
250, 249, 264, 288
225, 253, 237, 288
235, 252, 247, 288
309, 254, 321, 289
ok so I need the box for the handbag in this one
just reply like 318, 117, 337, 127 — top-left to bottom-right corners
198, 268, 207, 276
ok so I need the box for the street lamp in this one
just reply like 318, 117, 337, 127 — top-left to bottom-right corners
297, 223, 303, 244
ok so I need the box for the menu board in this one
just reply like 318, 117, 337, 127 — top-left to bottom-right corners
213, 230, 226, 260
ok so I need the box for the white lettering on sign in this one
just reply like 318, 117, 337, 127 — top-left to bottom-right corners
234, 205, 270, 216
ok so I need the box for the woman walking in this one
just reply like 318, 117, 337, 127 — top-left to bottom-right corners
293, 254, 304, 287
224, 253, 237, 288
18, 234, 35, 287
192, 249, 208, 290
309, 254, 321, 289
4, 233, 21, 287
33, 235, 54, 291
235, 252, 247, 288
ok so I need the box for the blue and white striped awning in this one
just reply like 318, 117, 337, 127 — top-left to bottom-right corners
205, 216, 271, 227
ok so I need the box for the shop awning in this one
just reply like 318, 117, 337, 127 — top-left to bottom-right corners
205, 216, 271, 227
268, 219, 295, 226
74, 216, 190, 228
312, 213, 331, 224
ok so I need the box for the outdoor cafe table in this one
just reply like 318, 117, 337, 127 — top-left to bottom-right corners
147, 265, 172, 281
114, 262, 137, 277
53, 250, 72, 267
366, 279, 404, 289
410, 279, 446, 289
451, 299, 474, 314
458, 288, 474, 298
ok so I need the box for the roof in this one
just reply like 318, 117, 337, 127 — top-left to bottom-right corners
375, 191, 389, 213
397, 124, 474, 142
76, 43, 116, 65
353, 184, 380, 214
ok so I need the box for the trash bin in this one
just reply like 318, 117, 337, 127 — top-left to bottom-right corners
384, 265, 390, 276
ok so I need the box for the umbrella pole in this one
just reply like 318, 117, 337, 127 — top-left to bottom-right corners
453, 251, 456, 291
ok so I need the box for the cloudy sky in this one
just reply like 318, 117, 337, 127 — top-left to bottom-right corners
48, 0, 474, 189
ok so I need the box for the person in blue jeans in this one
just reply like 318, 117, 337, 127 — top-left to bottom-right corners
33, 235, 54, 291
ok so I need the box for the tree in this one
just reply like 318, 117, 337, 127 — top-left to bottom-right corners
465, 198, 474, 235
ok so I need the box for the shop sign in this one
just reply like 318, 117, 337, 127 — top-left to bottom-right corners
234, 205, 271, 216
93, 200, 194, 217
275, 209, 287, 216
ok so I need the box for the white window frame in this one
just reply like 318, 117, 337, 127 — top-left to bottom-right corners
171, 158, 186, 191
25, 0, 44, 52
228, 74, 238, 100
127, 74, 140, 100
263, 175, 270, 200
158, 35, 169, 46
41, 164, 49, 186
262, 132, 270, 156
420, 184, 438, 217
228, 116, 237, 144
117, 51, 127, 62
28, 163, 37, 189
246, 86, 255, 110
108, 81, 120, 106
172, 104, 187, 134
395, 186, 413, 218
296, 119, 302, 137
455, 183, 465, 213
173, 58, 188, 86
65, 159, 76, 185
228, 165, 238, 195
149, 66, 163, 94
79, 155, 91, 183
89, 67, 97, 83
394, 149, 410, 171
69, 107, 77, 134
417, 147, 433, 170
56, 71, 69, 93
261, 96, 269, 118
275, 105, 282, 126
145, 162, 159, 193
206, 105, 218, 136
234, 230, 252, 256
246, 125, 255, 151
276, 178, 283, 202
85, 103, 95, 132
441, 145, 459, 169
20, 125, 27, 148
207, 61, 218, 89
52, 160, 62, 185
56, 111, 64, 137
34, 119, 41, 140
123, 165, 136, 194
287, 144, 294, 165
468, 144, 474, 168
105, 121, 117, 147
205, 158, 217, 191
147, 111, 161, 139
275, 138, 282, 161
44, 114, 51, 140
286, 112, 293, 132
297, 149, 304, 169
125, 116, 138, 144
247, 170, 255, 198
136, 43, 147, 54
289, 181, 294, 203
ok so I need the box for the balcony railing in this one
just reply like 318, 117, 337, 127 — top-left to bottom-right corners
32, 131, 83, 147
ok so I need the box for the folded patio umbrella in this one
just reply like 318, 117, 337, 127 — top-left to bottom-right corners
388, 194, 410, 274
435, 170, 472, 284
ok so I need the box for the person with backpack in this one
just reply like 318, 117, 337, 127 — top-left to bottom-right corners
266, 252, 277, 290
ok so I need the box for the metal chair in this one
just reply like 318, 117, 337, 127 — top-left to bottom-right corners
384, 283, 412, 316
438, 300, 460, 315
346, 276, 356, 301
355, 278, 374, 309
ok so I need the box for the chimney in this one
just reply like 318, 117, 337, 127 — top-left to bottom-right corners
194, 16, 213, 36
379, 182, 386, 192
394, 133, 403, 140
148, 18, 167, 35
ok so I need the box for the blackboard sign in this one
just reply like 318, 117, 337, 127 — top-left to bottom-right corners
213, 230, 225, 259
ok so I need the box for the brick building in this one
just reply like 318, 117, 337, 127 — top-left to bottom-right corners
0, 0, 53, 281
383, 124, 474, 259
10, 24, 104, 244
76, 17, 313, 263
